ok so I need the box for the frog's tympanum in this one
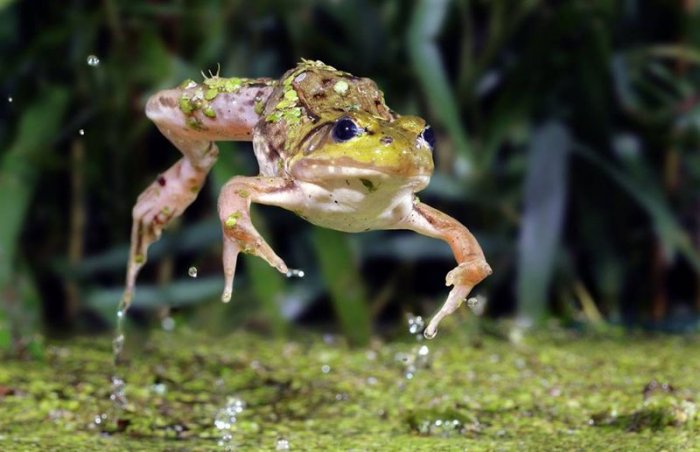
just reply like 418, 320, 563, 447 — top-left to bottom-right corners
123, 60, 491, 338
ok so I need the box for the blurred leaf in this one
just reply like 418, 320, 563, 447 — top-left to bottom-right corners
245, 231, 288, 336
517, 121, 571, 325
647, 45, 700, 65
0, 87, 68, 350
86, 277, 224, 314
408, 0, 473, 174
311, 228, 370, 346
73, 218, 220, 276
574, 145, 700, 272
358, 233, 453, 261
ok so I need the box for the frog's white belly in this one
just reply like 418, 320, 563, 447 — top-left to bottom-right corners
293, 178, 423, 232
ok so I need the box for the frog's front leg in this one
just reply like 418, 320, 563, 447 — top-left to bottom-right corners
122, 82, 273, 309
395, 200, 492, 338
217, 176, 301, 302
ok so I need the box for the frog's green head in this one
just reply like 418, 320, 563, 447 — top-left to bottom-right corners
288, 111, 435, 183
272, 60, 435, 185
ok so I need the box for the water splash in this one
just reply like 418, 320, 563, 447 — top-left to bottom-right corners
285, 268, 305, 278
214, 397, 245, 450
112, 334, 125, 356
161, 316, 175, 331
109, 305, 128, 426
188, 266, 198, 278
79, 129, 85, 136
93, 413, 107, 427
467, 295, 487, 316
7, 96, 12, 103
150, 382, 167, 395
398, 314, 432, 380
109, 376, 127, 409
276, 438, 290, 450
87, 55, 100, 66
416, 418, 465, 437
407, 314, 425, 339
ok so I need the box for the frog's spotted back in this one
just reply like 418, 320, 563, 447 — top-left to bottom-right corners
263, 60, 394, 126
290, 61, 394, 121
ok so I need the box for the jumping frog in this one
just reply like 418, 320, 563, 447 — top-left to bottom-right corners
122, 60, 491, 338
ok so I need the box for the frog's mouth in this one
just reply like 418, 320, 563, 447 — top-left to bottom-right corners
289, 156, 432, 183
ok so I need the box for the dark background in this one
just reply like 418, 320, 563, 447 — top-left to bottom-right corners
2, 0, 700, 351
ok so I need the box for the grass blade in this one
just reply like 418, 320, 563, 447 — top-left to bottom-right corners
408, 0, 474, 174
0, 87, 69, 350
517, 121, 571, 325
311, 229, 370, 346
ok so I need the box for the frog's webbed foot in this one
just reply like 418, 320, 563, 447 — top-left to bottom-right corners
394, 200, 491, 339
123, 154, 217, 308
218, 176, 299, 302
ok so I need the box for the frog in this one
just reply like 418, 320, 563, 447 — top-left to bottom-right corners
122, 59, 491, 339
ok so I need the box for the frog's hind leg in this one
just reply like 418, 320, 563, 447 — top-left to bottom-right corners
217, 176, 301, 302
122, 83, 273, 309
124, 148, 218, 308
393, 200, 492, 339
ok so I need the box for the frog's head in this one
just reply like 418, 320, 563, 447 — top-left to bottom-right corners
266, 60, 434, 190
288, 111, 435, 189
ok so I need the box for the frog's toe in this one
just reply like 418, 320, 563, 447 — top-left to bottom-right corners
424, 284, 471, 339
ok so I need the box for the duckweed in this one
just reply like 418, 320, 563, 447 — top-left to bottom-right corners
0, 328, 698, 450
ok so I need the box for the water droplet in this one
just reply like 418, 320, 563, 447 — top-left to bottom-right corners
285, 268, 305, 278
276, 438, 290, 450
407, 314, 425, 336
394, 352, 409, 364
87, 54, 100, 66
214, 396, 245, 448
7, 96, 12, 103
110, 376, 127, 408
116, 309, 125, 319
161, 316, 175, 331
321, 364, 331, 374
467, 297, 478, 308
188, 266, 198, 278
112, 334, 125, 355
417, 345, 430, 356
79, 129, 85, 136
151, 382, 167, 395
367, 376, 378, 385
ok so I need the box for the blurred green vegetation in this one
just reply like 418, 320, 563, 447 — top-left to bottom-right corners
2, 0, 700, 351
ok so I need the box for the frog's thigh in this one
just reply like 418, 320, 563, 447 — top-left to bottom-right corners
217, 176, 301, 301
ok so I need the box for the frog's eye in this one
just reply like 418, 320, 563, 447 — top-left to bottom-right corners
421, 126, 436, 150
332, 117, 359, 142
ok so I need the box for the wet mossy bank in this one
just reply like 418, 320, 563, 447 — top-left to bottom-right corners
1, 328, 698, 451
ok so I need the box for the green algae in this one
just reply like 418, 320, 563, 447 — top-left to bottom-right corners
0, 328, 698, 450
